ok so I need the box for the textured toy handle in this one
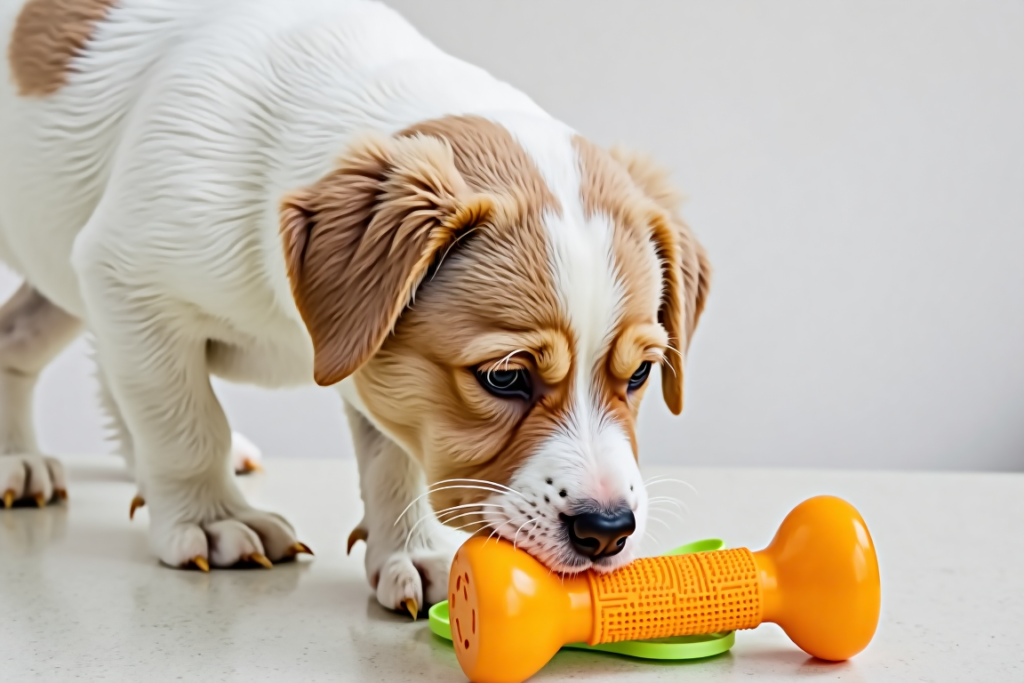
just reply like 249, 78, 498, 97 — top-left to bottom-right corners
587, 548, 763, 645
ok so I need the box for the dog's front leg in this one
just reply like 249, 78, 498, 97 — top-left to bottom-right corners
78, 265, 306, 569
345, 404, 465, 618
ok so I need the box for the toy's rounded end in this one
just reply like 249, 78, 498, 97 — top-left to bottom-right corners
755, 495, 881, 661
448, 536, 591, 683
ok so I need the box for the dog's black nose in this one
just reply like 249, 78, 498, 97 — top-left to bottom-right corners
564, 509, 636, 559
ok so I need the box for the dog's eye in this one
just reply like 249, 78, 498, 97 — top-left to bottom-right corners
628, 361, 652, 391
477, 367, 532, 401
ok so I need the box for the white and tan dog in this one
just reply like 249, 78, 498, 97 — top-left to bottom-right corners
0, 0, 709, 616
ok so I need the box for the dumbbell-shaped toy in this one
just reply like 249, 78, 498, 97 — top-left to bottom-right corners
446, 495, 880, 683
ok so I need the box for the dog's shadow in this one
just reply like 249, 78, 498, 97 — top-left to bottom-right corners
0, 504, 68, 555
0, 458, 130, 554
362, 601, 868, 683
344, 596, 464, 678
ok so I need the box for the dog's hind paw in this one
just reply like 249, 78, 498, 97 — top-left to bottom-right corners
230, 431, 263, 475
0, 454, 67, 508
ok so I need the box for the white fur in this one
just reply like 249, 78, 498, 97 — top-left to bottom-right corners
483, 417, 648, 573
476, 127, 647, 572
0, 0, 650, 605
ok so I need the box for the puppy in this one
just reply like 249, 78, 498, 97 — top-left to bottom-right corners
0, 0, 709, 616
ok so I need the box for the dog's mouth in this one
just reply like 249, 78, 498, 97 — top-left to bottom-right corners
476, 497, 642, 575
429, 471, 646, 574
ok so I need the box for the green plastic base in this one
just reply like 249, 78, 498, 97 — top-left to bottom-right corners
427, 539, 734, 661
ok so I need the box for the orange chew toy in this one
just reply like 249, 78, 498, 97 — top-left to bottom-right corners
447, 495, 880, 683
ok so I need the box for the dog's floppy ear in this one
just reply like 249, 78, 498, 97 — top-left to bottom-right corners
610, 146, 711, 415
280, 134, 494, 386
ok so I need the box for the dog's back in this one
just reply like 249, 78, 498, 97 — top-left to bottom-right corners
0, 0, 542, 322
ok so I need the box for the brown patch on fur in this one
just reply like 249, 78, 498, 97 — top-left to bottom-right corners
609, 324, 668, 381
605, 323, 669, 460
341, 116, 581, 513
459, 329, 572, 386
281, 116, 706, 522
574, 137, 711, 415
609, 147, 711, 343
280, 134, 496, 386
8, 0, 117, 97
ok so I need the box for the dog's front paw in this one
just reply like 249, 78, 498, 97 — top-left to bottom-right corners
0, 454, 67, 508
363, 522, 464, 618
148, 500, 311, 571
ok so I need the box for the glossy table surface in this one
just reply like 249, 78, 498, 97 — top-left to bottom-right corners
1, 457, 1021, 682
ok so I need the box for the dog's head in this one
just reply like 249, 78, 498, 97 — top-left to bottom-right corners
281, 115, 709, 573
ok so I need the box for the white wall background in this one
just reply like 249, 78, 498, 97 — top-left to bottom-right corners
8, 0, 1022, 470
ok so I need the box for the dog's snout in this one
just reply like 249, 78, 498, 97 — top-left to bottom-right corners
563, 508, 636, 559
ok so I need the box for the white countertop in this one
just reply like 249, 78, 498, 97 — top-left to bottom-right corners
1, 457, 1021, 682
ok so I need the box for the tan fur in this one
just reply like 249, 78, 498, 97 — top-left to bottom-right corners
343, 116, 581, 513
583, 141, 711, 415
8, 0, 116, 97
281, 116, 708, 521
608, 145, 711, 346
280, 133, 496, 386
609, 324, 668, 381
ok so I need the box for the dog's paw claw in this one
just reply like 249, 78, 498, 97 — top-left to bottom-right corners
245, 553, 274, 569
368, 529, 462, 616
129, 494, 146, 520
291, 541, 314, 557
237, 458, 262, 474
190, 555, 210, 572
401, 598, 419, 621
347, 526, 368, 555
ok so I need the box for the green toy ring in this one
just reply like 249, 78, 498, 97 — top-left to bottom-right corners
427, 539, 735, 661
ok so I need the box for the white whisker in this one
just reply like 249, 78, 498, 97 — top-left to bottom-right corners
433, 503, 505, 520
513, 517, 540, 551
643, 477, 698, 495
648, 495, 687, 506
647, 515, 671, 530
406, 509, 490, 553
485, 518, 517, 545
393, 485, 517, 527
486, 511, 529, 543
648, 506, 687, 524
664, 343, 684, 360
430, 478, 526, 497
401, 504, 494, 549
439, 510, 492, 525
648, 496, 690, 514
450, 519, 492, 534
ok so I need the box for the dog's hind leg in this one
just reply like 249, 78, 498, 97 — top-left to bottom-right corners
0, 283, 82, 508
